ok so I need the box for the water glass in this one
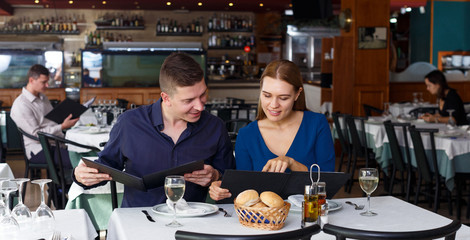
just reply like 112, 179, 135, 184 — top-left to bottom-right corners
446, 109, 456, 129
0, 180, 20, 238
164, 176, 185, 227
32, 179, 55, 236
11, 178, 33, 230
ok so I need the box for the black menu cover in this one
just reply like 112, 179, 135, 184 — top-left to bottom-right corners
82, 157, 205, 192
219, 170, 351, 203
45, 98, 88, 124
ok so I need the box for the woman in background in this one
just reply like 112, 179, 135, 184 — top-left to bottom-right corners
421, 70, 468, 126
209, 59, 335, 201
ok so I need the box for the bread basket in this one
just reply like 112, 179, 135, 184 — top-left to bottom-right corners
233, 198, 291, 230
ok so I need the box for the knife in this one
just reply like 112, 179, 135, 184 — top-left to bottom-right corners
141, 210, 155, 222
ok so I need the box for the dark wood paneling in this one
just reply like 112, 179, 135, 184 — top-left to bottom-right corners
390, 82, 470, 104
0, 88, 66, 107
354, 85, 388, 116
80, 87, 161, 106
332, 36, 354, 114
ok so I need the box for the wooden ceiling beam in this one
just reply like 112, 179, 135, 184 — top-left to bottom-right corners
0, 0, 13, 16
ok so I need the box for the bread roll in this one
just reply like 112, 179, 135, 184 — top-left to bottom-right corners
260, 191, 284, 208
235, 189, 260, 207
251, 201, 268, 208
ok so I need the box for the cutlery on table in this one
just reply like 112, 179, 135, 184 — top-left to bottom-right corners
141, 210, 156, 222
345, 201, 365, 210
218, 207, 231, 217
52, 231, 61, 240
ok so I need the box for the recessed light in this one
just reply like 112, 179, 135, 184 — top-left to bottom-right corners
289, 3, 292, 8
259, 3, 263, 7
102, 1, 106, 4
34, 0, 39, 3
198, 2, 202, 6
167, 2, 171, 6
69, 0, 73, 4
229, 3, 233, 7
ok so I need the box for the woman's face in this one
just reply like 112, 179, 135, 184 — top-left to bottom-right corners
260, 76, 301, 122
425, 78, 440, 96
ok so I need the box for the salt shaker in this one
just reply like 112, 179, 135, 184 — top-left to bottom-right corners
317, 182, 329, 226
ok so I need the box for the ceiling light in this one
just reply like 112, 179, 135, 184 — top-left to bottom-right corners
259, 3, 263, 7
229, 3, 233, 7
69, 0, 73, 4
167, 2, 171, 6
419, 6, 425, 14
390, 18, 397, 24
198, 2, 202, 6
406, 7, 412, 12
289, 3, 292, 8
102, 1, 106, 4
34, 0, 39, 3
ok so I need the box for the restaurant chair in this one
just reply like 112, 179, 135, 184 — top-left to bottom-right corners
332, 112, 351, 172
383, 120, 413, 201
17, 127, 50, 202
322, 220, 461, 240
408, 126, 452, 214
225, 119, 251, 149
363, 104, 383, 117
344, 115, 376, 193
175, 223, 321, 240
37, 131, 100, 209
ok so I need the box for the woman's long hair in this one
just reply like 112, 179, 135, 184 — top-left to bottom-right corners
425, 70, 449, 99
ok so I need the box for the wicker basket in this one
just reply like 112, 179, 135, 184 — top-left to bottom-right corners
233, 199, 291, 230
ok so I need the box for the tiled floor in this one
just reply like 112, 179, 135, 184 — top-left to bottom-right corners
4, 152, 470, 239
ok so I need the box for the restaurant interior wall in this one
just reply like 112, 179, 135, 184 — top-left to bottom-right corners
409, 2, 431, 64
431, 1, 470, 66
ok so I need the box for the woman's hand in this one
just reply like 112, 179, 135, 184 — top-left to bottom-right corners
262, 156, 309, 172
421, 113, 440, 123
209, 180, 231, 201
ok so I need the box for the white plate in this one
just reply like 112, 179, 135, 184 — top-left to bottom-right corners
151, 202, 218, 217
287, 199, 342, 212
79, 128, 109, 134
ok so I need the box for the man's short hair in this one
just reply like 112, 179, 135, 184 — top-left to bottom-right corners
159, 52, 204, 96
27, 64, 49, 82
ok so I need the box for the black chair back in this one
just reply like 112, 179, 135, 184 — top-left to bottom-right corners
383, 120, 408, 171
345, 115, 371, 166
323, 220, 461, 240
408, 126, 438, 183
332, 112, 350, 172
175, 223, 320, 240
363, 104, 383, 117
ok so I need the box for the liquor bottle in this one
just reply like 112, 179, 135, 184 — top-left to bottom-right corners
208, 17, 213, 30
72, 16, 78, 32
156, 18, 161, 33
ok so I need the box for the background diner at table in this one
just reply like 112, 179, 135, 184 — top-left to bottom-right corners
2, 0, 470, 239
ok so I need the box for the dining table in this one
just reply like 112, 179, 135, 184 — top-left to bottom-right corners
388, 102, 438, 117
10, 209, 98, 240
106, 196, 470, 240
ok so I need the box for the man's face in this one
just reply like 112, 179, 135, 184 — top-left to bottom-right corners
165, 80, 208, 123
29, 74, 49, 94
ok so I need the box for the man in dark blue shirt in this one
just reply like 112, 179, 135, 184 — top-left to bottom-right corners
73, 53, 235, 207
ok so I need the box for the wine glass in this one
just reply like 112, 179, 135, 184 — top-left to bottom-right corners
0, 180, 20, 238
359, 168, 379, 216
446, 109, 456, 129
382, 102, 391, 119
412, 92, 419, 105
164, 175, 186, 227
11, 178, 33, 229
0, 178, 8, 218
31, 179, 55, 235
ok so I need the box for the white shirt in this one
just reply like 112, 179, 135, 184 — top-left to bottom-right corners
10, 87, 63, 159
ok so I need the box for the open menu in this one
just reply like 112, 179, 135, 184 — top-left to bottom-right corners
219, 170, 351, 203
82, 157, 205, 192
45, 97, 96, 124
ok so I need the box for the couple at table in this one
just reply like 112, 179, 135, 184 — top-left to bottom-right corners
74, 53, 335, 207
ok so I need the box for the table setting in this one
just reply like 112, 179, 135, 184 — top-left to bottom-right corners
0, 178, 97, 240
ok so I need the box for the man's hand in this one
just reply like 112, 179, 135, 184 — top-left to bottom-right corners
61, 114, 79, 130
184, 164, 219, 187
74, 162, 112, 186
208, 180, 231, 201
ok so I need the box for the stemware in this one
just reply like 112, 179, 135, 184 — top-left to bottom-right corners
359, 168, 379, 216
0, 178, 8, 218
412, 92, 419, 105
164, 175, 186, 227
94, 109, 104, 127
0, 180, 20, 237
32, 179, 55, 235
446, 109, 456, 129
11, 178, 32, 229
382, 102, 391, 119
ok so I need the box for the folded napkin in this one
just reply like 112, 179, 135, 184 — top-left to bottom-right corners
166, 198, 206, 214
287, 194, 304, 208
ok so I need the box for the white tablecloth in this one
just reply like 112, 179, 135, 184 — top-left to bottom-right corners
0, 163, 15, 179
11, 209, 97, 240
389, 102, 437, 117
65, 126, 111, 152
106, 196, 470, 240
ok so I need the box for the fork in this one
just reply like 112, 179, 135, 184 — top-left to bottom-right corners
218, 207, 231, 217
52, 231, 61, 240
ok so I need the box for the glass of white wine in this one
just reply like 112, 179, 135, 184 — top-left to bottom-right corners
359, 168, 379, 216
164, 175, 185, 227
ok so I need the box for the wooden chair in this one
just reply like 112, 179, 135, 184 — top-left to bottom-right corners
408, 126, 452, 214
383, 120, 413, 201
323, 220, 461, 240
175, 223, 321, 240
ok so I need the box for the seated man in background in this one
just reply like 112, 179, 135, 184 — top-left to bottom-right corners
11, 64, 79, 170
73, 52, 235, 207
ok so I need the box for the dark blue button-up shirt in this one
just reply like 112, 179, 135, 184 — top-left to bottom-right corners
91, 99, 235, 207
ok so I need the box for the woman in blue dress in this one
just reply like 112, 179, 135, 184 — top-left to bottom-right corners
209, 59, 335, 201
